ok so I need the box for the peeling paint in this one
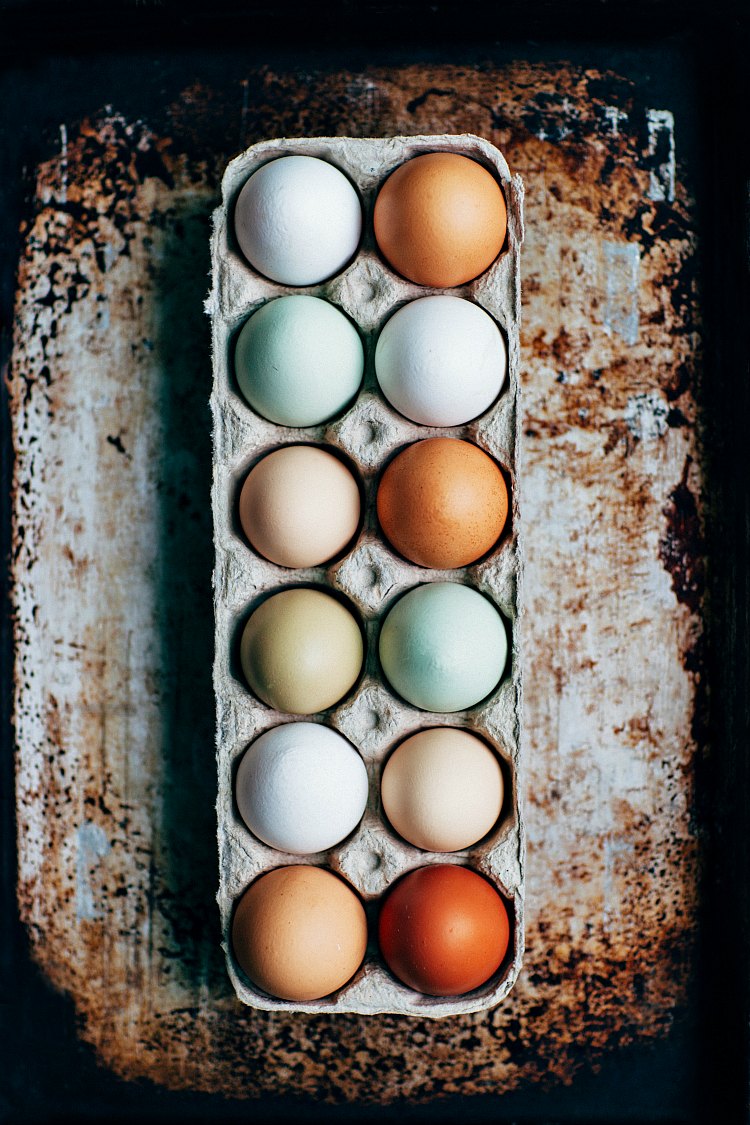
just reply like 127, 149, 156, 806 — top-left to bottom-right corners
602, 240, 640, 345
647, 109, 676, 203
625, 392, 669, 441
76, 822, 111, 921
602, 105, 627, 136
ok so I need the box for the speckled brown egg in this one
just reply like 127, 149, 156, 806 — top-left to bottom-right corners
377, 438, 508, 569
373, 152, 507, 287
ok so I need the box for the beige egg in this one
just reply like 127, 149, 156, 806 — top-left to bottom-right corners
381, 728, 504, 851
232, 866, 367, 1001
239, 445, 361, 569
240, 587, 363, 714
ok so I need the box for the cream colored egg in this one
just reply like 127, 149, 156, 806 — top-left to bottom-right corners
381, 728, 504, 851
239, 446, 361, 568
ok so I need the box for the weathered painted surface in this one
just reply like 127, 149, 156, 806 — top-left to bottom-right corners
8, 63, 703, 1100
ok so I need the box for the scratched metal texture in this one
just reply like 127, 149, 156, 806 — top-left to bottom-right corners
8, 63, 704, 1102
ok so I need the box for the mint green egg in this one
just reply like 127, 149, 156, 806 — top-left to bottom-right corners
379, 582, 507, 713
235, 295, 364, 427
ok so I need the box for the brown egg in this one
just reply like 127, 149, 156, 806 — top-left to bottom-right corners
232, 866, 368, 1001
373, 153, 507, 287
377, 438, 508, 569
378, 864, 510, 996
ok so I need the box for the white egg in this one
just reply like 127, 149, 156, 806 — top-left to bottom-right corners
235, 722, 368, 854
234, 155, 363, 286
375, 295, 507, 426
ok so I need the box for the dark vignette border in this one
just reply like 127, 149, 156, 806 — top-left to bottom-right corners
0, 3, 747, 1123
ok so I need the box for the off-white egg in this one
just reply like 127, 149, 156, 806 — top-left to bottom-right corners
381, 727, 504, 851
234, 155, 362, 286
374, 295, 507, 426
239, 446, 361, 568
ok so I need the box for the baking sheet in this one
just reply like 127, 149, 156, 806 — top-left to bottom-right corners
3, 46, 720, 1117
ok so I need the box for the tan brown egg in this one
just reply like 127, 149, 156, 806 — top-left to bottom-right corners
373, 152, 507, 287
377, 438, 508, 569
232, 866, 367, 1001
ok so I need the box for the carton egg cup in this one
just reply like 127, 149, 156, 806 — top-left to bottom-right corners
207, 134, 525, 1017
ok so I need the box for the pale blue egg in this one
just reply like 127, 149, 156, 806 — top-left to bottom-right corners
379, 582, 508, 712
235, 295, 364, 427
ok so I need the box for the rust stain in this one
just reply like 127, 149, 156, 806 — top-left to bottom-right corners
660, 455, 705, 613
9, 60, 705, 1103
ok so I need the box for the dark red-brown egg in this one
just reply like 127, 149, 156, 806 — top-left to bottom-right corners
378, 864, 510, 996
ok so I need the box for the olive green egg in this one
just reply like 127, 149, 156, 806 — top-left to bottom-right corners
240, 588, 364, 714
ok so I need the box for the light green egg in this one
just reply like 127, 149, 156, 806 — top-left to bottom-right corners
234, 295, 364, 427
379, 582, 508, 713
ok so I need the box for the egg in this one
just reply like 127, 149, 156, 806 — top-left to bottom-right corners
373, 152, 507, 287
235, 295, 364, 427
235, 722, 368, 854
232, 865, 367, 1001
379, 582, 507, 713
234, 155, 363, 285
378, 864, 510, 995
377, 438, 508, 569
240, 588, 363, 714
239, 446, 361, 569
381, 728, 504, 851
375, 296, 507, 426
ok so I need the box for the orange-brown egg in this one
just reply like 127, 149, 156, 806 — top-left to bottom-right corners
373, 153, 507, 287
232, 866, 367, 1001
377, 438, 508, 569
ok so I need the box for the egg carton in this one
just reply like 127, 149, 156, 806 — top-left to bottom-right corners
207, 133, 525, 1017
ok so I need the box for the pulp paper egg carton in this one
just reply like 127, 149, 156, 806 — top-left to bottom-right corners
208, 134, 525, 1017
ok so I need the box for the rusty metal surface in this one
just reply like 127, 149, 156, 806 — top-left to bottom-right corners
8, 62, 704, 1103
